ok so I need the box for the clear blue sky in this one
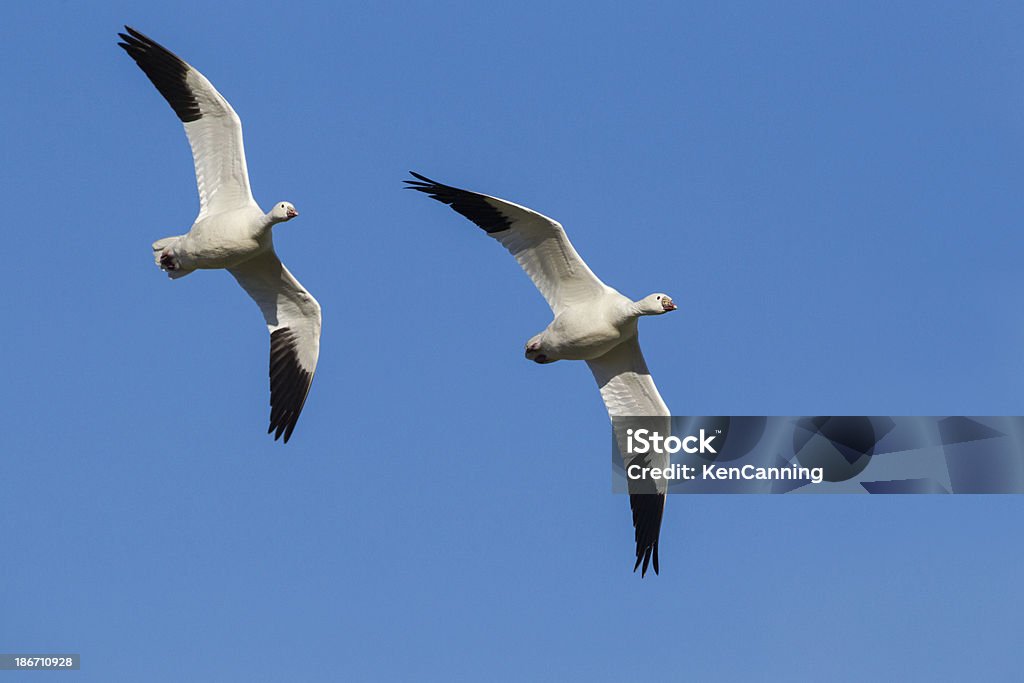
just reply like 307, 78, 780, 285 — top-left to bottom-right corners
2, 1, 1023, 680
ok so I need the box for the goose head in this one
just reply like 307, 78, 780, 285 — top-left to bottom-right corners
269, 201, 299, 224
636, 293, 677, 315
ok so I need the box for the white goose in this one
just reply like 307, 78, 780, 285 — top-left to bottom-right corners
407, 172, 677, 576
119, 26, 321, 443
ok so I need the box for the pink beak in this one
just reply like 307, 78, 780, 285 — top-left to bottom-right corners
287, 208, 299, 219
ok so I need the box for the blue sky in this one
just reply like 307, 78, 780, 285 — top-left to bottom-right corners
2, 1, 1023, 680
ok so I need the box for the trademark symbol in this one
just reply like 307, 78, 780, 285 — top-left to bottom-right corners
716, 430, 722, 434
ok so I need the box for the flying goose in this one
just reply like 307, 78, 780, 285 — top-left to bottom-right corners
406, 172, 677, 576
118, 26, 321, 443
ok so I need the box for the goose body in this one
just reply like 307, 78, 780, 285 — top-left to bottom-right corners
160, 205, 268, 271
526, 293, 638, 363
119, 26, 321, 443
407, 172, 677, 575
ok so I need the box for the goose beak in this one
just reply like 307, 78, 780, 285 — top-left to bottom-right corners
663, 299, 677, 312
286, 208, 299, 219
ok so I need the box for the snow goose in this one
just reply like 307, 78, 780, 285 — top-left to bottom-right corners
118, 26, 321, 443
406, 172, 677, 576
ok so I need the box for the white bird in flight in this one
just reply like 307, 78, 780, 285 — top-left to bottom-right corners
118, 26, 321, 443
407, 172, 677, 576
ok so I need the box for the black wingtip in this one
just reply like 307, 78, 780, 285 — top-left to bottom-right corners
403, 170, 445, 192
267, 423, 294, 443
630, 493, 665, 578
117, 26, 156, 52
267, 328, 313, 445
117, 24, 202, 124
633, 543, 659, 578
404, 171, 513, 234
406, 170, 434, 184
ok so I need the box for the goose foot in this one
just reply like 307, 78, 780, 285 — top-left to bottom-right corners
159, 250, 179, 271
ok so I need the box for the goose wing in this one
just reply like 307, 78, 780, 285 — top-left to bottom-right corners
587, 336, 670, 577
118, 26, 256, 220
229, 250, 322, 443
406, 172, 608, 314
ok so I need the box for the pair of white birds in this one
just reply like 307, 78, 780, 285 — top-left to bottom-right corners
119, 26, 677, 576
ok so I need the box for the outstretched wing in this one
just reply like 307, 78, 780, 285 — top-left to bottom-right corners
587, 336, 670, 577
405, 172, 608, 314
118, 26, 256, 219
229, 250, 322, 443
